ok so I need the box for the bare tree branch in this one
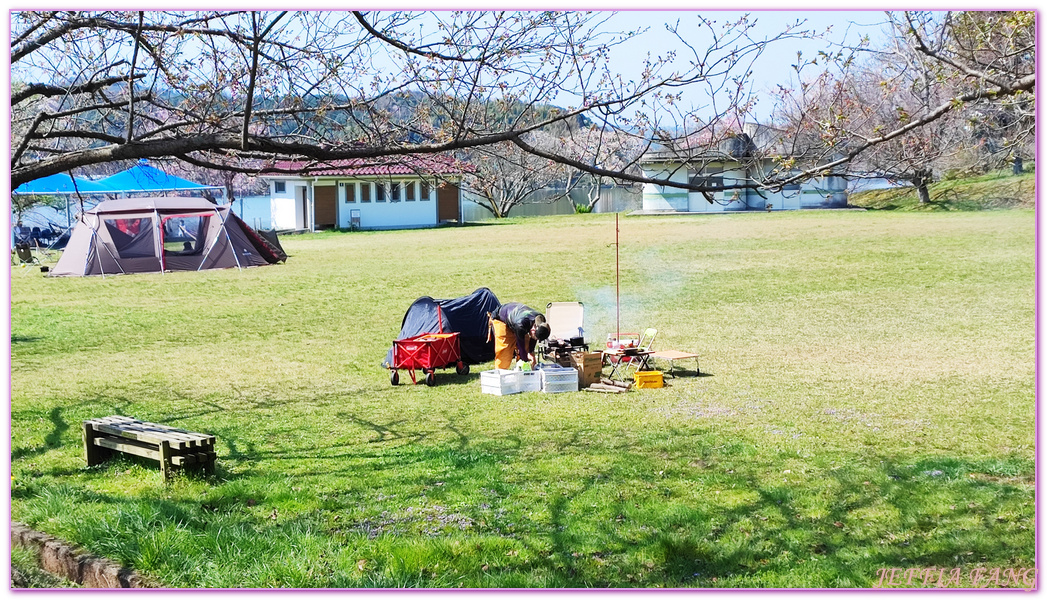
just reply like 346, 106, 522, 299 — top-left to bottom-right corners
12, 73, 144, 106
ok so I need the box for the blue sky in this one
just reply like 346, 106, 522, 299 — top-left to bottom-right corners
597, 10, 893, 121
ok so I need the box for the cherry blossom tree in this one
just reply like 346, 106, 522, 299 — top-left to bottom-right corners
10, 10, 805, 198
769, 10, 1034, 201
11, 11, 1033, 202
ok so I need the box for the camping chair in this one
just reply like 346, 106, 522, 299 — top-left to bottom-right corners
34, 239, 57, 262
538, 301, 589, 364
14, 242, 40, 274
546, 302, 585, 341
14, 242, 38, 265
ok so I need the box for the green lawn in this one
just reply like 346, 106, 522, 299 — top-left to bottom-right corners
10, 210, 1035, 588
849, 169, 1035, 211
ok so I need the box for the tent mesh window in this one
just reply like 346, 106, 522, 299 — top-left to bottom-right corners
162, 216, 210, 255
103, 218, 155, 258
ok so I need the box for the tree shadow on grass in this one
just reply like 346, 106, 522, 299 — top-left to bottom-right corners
13, 389, 1034, 588
12, 407, 69, 461
527, 453, 1035, 588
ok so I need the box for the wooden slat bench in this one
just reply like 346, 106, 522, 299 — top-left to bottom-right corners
83, 416, 216, 480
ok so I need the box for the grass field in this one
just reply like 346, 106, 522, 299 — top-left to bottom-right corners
9, 209, 1035, 588
849, 169, 1035, 211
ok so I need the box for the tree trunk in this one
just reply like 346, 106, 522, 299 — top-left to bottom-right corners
586, 176, 602, 211
916, 183, 931, 205
913, 168, 933, 204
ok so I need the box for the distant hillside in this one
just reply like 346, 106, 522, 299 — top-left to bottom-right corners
848, 169, 1035, 211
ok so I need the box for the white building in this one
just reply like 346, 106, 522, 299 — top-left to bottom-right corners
640, 123, 848, 213
260, 156, 471, 231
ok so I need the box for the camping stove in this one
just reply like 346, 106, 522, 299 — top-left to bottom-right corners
540, 337, 589, 366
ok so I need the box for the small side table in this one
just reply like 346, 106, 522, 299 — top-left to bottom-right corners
648, 350, 700, 377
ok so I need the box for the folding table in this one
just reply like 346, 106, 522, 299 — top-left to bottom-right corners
602, 348, 654, 381
648, 350, 700, 377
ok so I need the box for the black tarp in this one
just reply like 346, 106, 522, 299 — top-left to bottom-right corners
383, 288, 501, 367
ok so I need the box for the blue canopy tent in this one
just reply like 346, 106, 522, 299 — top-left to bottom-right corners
12, 174, 114, 244
13, 161, 225, 248
94, 160, 225, 197
12, 173, 113, 196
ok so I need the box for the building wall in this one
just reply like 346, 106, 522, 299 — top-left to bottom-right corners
232, 196, 274, 230
335, 178, 440, 229
641, 163, 689, 211
267, 179, 300, 230
641, 159, 849, 212
688, 163, 747, 213
264, 176, 456, 230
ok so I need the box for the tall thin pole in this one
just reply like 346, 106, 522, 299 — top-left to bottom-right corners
616, 213, 620, 343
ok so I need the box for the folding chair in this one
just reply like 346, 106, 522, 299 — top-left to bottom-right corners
34, 239, 57, 262
545, 302, 585, 341
13, 242, 41, 275
14, 242, 39, 265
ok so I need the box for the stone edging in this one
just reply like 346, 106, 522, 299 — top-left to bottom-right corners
11, 522, 158, 588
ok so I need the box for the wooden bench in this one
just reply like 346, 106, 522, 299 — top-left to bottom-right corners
83, 416, 216, 480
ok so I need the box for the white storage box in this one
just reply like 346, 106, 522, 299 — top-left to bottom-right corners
518, 370, 542, 392
480, 369, 520, 395
540, 366, 578, 393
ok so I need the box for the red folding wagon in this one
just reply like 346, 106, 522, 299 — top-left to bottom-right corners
389, 308, 468, 386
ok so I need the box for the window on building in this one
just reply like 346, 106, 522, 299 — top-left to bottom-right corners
405, 181, 416, 201
359, 183, 371, 203
390, 182, 401, 202
421, 181, 432, 201
688, 172, 724, 192
274, 181, 286, 193
340, 182, 355, 203
376, 183, 386, 202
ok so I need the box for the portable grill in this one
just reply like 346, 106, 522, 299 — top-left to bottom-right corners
538, 302, 588, 365
541, 336, 589, 364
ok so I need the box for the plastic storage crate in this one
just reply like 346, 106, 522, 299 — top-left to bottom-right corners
518, 370, 542, 392
540, 365, 578, 393
481, 369, 521, 395
634, 370, 664, 389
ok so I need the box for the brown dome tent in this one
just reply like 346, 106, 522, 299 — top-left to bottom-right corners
49, 197, 285, 277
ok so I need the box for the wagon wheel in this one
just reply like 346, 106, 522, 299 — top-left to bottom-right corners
390, 370, 399, 386
456, 361, 469, 375
425, 371, 436, 386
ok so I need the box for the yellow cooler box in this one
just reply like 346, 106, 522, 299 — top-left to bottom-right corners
634, 371, 664, 389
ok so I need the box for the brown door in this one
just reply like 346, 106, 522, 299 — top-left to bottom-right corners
313, 186, 337, 230
437, 183, 460, 222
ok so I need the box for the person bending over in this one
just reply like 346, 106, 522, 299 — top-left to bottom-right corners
490, 302, 551, 369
